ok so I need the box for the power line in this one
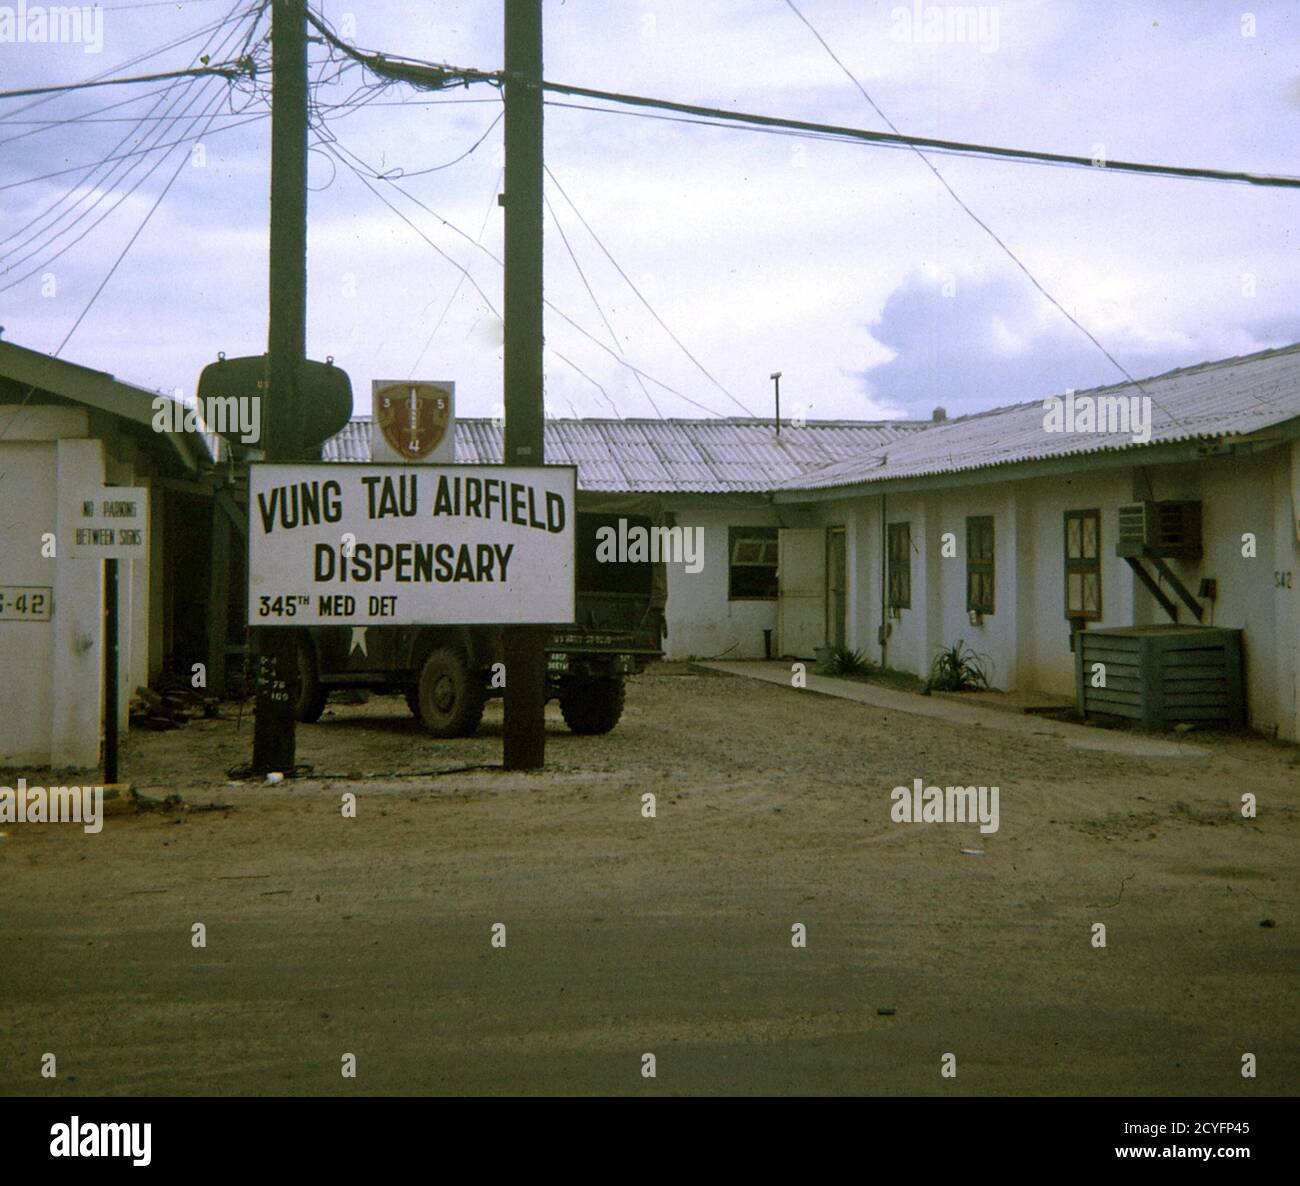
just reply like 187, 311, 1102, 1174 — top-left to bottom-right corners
0, 109, 269, 193
0, 84, 239, 446
99, 0, 232, 9
0, 60, 254, 102
303, 5, 498, 92
545, 165, 755, 417
3, 4, 265, 270
319, 108, 503, 180
3, 81, 215, 241
0, 84, 246, 289
551, 350, 623, 418
0, 3, 262, 120
781, 0, 1191, 427
540, 79, 1300, 191
318, 139, 506, 316
545, 97, 1166, 181
321, 137, 735, 418
399, 167, 625, 422
314, 97, 504, 109
57, 88, 232, 350
0, 81, 202, 146
543, 191, 647, 417
409, 169, 503, 379
0, 2, 269, 452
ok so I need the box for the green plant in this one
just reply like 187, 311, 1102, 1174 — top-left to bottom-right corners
824, 645, 870, 676
925, 639, 992, 692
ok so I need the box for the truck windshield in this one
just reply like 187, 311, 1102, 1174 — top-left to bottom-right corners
577, 512, 655, 597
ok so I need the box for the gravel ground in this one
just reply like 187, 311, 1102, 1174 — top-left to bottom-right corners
1, 664, 1296, 1095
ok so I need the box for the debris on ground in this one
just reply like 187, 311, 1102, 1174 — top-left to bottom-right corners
130, 680, 221, 731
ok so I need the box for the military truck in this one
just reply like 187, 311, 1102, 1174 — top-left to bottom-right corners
291, 499, 666, 736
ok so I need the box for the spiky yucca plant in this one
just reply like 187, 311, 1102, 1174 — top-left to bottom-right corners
825, 645, 870, 676
925, 640, 992, 692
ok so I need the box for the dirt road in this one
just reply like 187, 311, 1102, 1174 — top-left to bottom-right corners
2, 666, 1296, 1095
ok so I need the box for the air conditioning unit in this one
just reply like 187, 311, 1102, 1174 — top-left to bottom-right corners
1116, 500, 1202, 559
1075, 625, 1245, 730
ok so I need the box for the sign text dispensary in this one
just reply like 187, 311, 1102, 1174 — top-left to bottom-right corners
247, 464, 576, 626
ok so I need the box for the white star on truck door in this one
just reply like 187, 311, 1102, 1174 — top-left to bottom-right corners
349, 627, 368, 657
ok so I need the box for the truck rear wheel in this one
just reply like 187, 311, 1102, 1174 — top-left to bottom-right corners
294, 638, 329, 723
559, 675, 626, 735
415, 647, 486, 738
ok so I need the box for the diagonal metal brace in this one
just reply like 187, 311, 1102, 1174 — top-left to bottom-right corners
1149, 555, 1204, 622
1123, 555, 1180, 622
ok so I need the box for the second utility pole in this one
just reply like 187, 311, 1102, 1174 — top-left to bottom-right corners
501, 0, 547, 770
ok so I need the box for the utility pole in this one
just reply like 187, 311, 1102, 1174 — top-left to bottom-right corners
771, 371, 782, 435
501, 0, 547, 770
251, 0, 308, 773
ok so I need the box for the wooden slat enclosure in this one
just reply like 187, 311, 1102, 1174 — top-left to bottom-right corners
1074, 625, 1245, 730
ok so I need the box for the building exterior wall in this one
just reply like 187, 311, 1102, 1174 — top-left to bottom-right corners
0, 437, 62, 767
788, 444, 1297, 738
661, 501, 821, 659
0, 408, 153, 770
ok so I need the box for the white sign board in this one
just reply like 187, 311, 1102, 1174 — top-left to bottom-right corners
247, 463, 575, 626
62, 487, 149, 559
371, 380, 455, 464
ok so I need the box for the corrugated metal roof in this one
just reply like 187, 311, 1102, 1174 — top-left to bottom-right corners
778, 342, 1300, 493
323, 417, 926, 493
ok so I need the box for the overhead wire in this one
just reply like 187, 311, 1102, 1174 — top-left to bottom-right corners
0, 2, 262, 121
550, 349, 623, 419
781, 0, 1192, 426
304, 40, 641, 421
540, 79, 1300, 191
544, 97, 1201, 182
408, 168, 503, 380
0, 60, 254, 102
98, 0, 233, 9
303, 21, 741, 419
543, 189, 650, 418
1, 6, 267, 283
0, 109, 270, 194
319, 135, 735, 418
54, 85, 236, 350
0, 1, 269, 448
1, 0, 263, 251
544, 164, 754, 418
0, 79, 218, 146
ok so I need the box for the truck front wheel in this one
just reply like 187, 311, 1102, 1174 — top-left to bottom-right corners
414, 647, 486, 738
559, 675, 626, 735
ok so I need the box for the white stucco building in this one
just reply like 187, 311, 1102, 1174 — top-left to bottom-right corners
772, 344, 1300, 740
322, 344, 1300, 740
0, 340, 217, 769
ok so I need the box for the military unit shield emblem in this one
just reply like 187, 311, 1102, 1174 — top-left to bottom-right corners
375, 382, 451, 460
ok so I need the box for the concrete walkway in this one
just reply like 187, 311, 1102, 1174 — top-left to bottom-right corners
696, 661, 1209, 759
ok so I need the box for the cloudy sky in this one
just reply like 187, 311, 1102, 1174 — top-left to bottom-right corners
2, 0, 1298, 425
